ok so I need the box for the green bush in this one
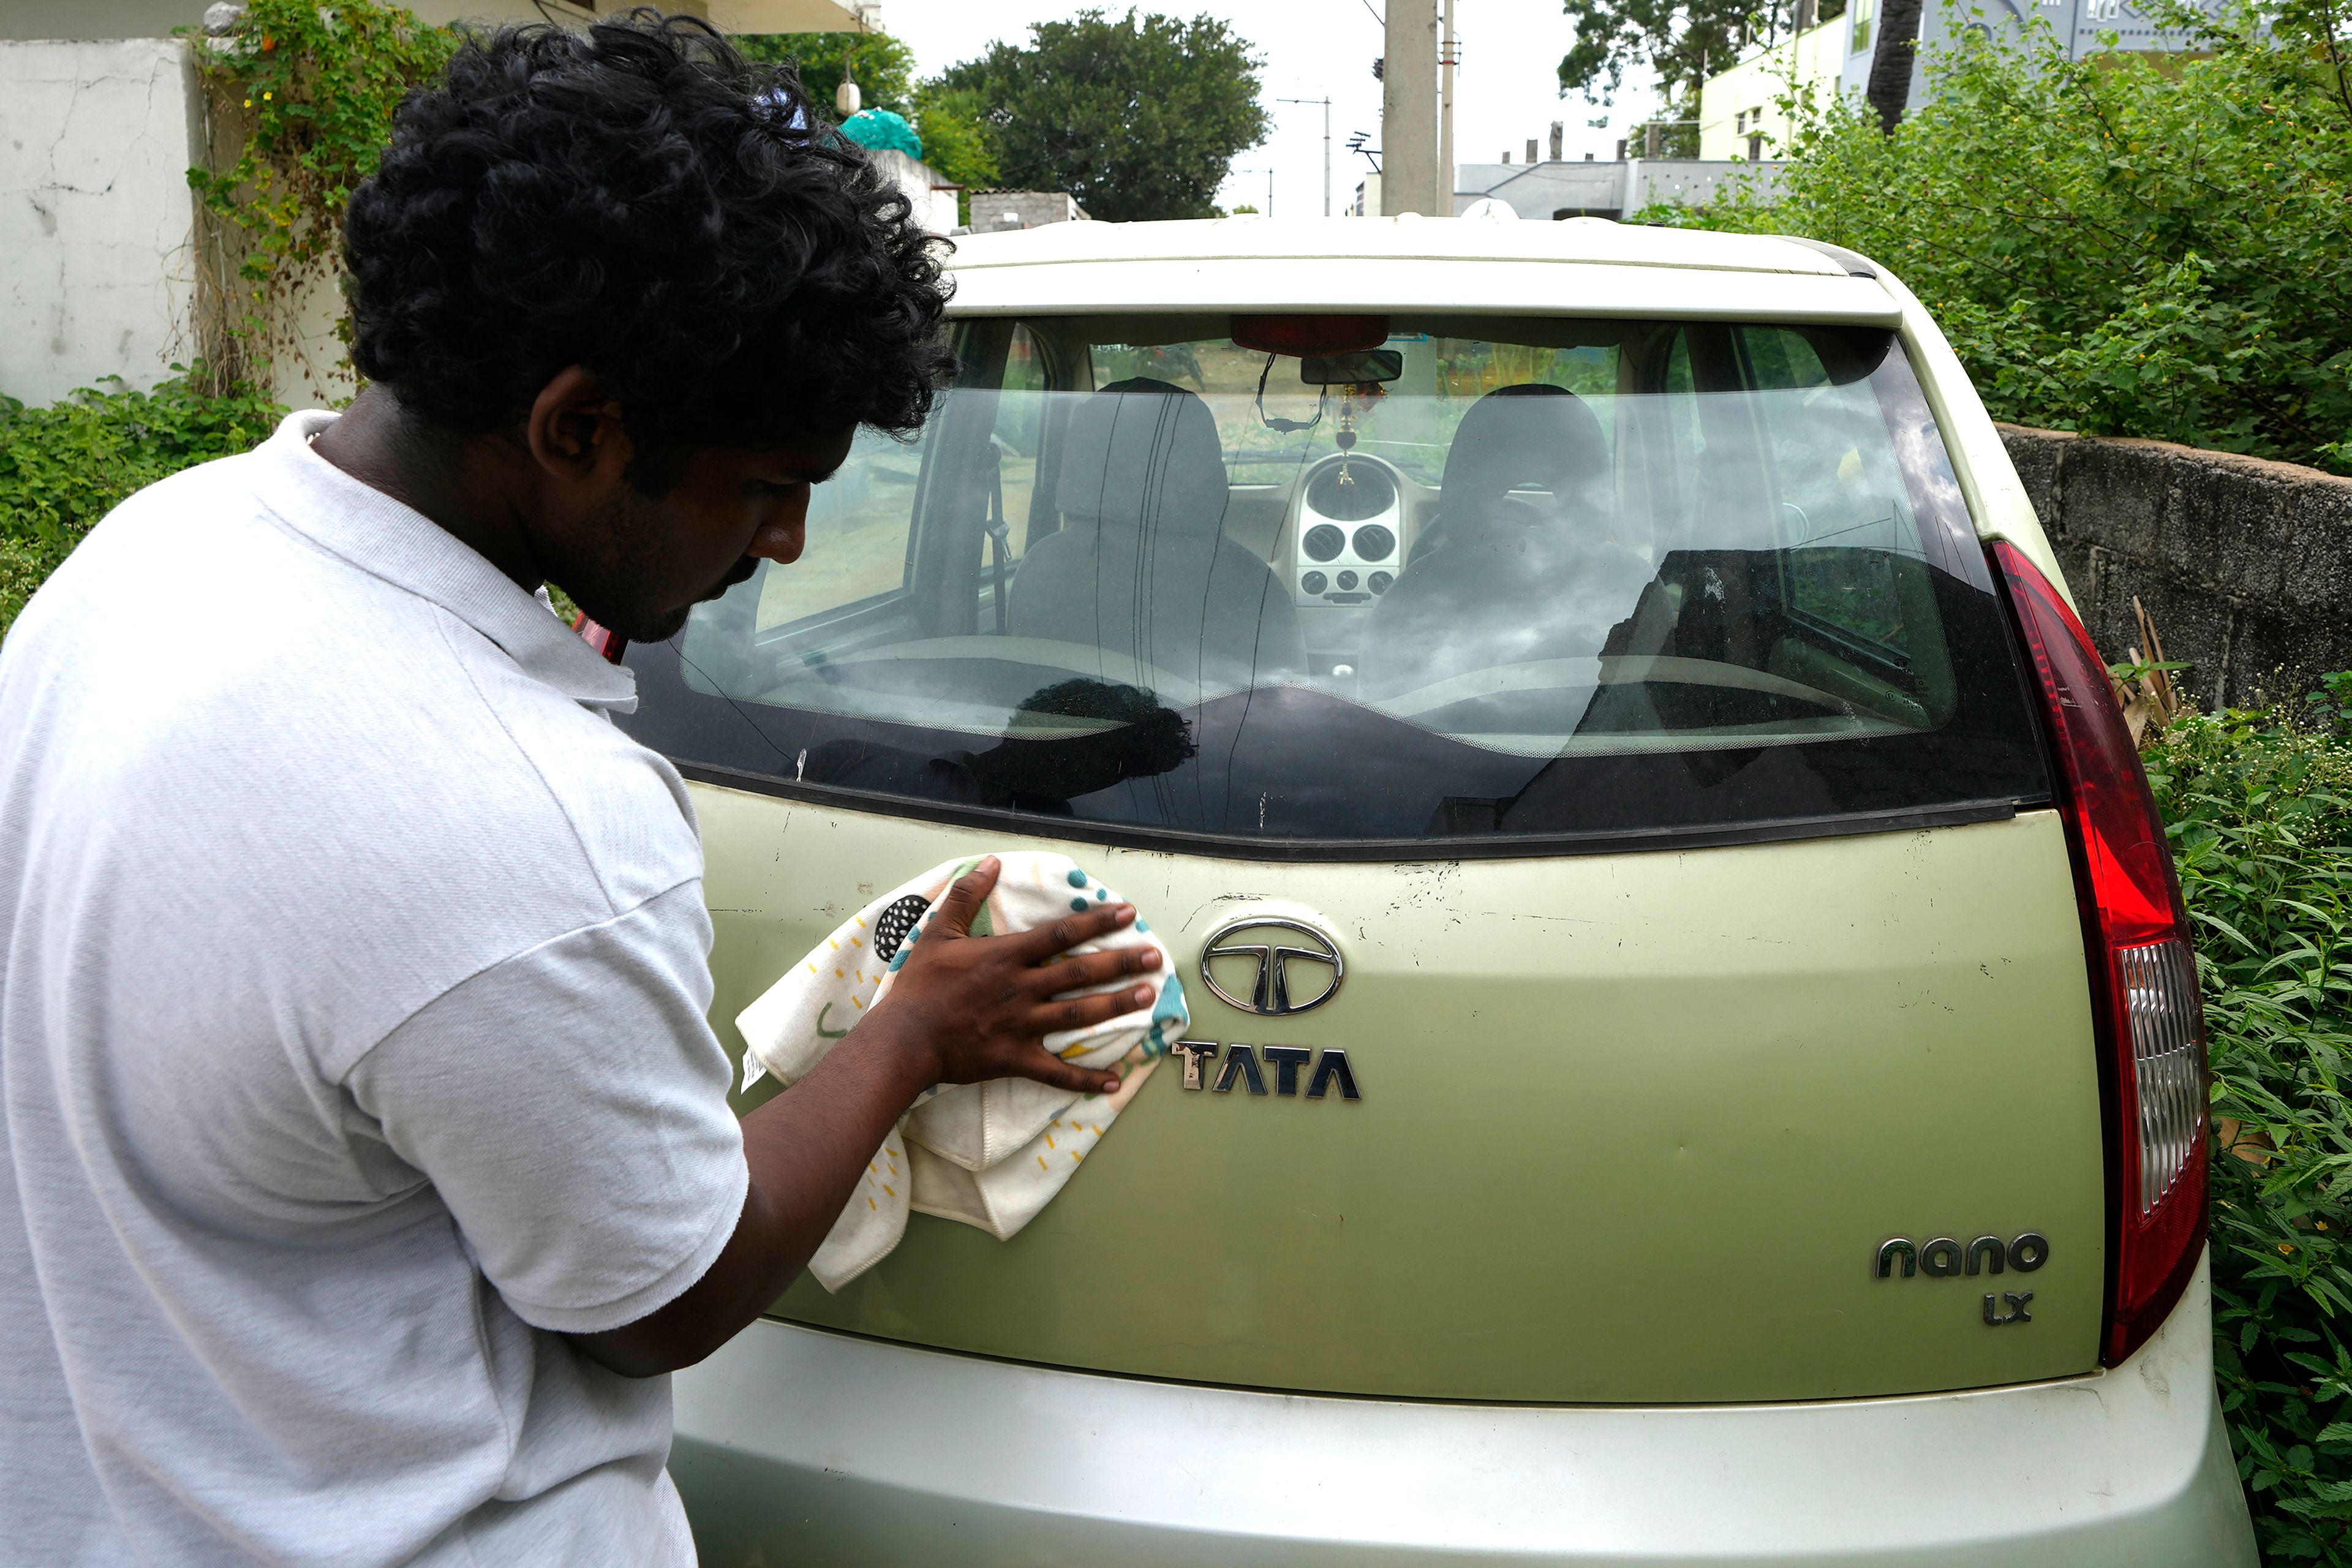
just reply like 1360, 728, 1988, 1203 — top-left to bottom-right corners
2146, 691, 2352, 1561
1656, 2, 2352, 475
0, 375, 283, 641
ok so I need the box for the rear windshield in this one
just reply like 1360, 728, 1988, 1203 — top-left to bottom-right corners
617, 314, 2048, 854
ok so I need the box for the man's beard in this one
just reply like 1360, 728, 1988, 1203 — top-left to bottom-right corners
601, 600, 696, 643
545, 489, 745, 644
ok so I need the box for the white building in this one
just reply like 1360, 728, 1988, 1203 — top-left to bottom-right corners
867, 148, 960, 236
0, 0, 874, 407
1699, 12, 1852, 160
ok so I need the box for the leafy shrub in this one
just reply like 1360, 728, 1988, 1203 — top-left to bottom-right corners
1657, 2, 2352, 475
2146, 692, 2352, 1560
0, 376, 283, 641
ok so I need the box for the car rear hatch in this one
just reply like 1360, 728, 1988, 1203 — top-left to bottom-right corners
617, 304, 2118, 1403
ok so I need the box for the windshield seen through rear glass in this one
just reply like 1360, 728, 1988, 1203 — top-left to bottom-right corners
616, 314, 2047, 852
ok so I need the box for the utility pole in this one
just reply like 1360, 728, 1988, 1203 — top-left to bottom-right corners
1381, 0, 1438, 214
1438, 0, 1457, 214
1278, 96, 1334, 216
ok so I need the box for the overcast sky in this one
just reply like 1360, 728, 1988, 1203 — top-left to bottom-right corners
876, 0, 1664, 216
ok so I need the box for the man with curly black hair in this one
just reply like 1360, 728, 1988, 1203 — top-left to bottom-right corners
0, 12, 1161, 1564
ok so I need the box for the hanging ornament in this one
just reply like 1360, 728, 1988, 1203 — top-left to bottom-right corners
1335, 389, 1359, 488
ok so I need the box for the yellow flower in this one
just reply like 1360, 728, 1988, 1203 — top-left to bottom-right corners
263, 91, 273, 100
243, 99, 253, 108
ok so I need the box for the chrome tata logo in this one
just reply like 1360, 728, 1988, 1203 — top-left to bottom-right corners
1197, 918, 1343, 1016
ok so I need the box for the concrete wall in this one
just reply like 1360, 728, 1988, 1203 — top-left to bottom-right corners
2, 1, 211, 41
1454, 158, 1783, 220
1627, 157, 1781, 213
2002, 424, 2352, 708
0, 37, 200, 405
1456, 159, 1624, 218
968, 190, 1088, 230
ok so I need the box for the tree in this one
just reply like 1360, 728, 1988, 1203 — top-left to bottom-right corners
1557, 0, 1844, 119
909, 81, 1001, 197
1860, 0, 1923, 129
937, 9, 1270, 222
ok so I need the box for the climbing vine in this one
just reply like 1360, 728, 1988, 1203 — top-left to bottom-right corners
185, 0, 453, 392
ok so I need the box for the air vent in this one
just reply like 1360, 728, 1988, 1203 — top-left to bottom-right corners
1352, 524, 1396, 560
1303, 524, 1346, 562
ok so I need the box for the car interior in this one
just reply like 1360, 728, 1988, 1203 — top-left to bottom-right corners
676, 313, 1964, 798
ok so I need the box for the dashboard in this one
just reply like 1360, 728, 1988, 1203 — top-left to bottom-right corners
1289, 454, 1411, 608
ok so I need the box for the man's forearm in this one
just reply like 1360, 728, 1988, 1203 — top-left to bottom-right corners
568, 1019, 931, 1376
569, 864, 1150, 1378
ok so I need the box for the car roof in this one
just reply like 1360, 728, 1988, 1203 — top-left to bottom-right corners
942, 217, 1901, 325
950, 216, 1849, 275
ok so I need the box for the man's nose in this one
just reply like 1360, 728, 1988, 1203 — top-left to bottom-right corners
748, 524, 800, 564
748, 500, 807, 565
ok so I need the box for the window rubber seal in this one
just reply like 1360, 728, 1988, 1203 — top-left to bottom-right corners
668, 758, 2038, 864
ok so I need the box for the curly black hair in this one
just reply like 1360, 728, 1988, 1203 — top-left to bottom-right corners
344, 9, 951, 461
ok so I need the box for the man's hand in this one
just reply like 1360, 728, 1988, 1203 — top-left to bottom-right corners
872, 856, 1160, 1099
569, 857, 1162, 1377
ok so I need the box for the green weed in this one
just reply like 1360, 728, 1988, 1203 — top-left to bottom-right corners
2148, 693, 2352, 1560
0, 374, 283, 640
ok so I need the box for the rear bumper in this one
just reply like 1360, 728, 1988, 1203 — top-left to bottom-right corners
672, 1250, 2254, 1567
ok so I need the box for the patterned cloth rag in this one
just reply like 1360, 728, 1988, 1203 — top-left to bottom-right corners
736, 853, 1188, 1291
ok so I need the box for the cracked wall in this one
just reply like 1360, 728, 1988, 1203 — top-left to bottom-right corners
2002, 424, 2352, 708
1, 37, 198, 405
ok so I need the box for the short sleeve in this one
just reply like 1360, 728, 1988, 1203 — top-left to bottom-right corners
346, 880, 748, 1335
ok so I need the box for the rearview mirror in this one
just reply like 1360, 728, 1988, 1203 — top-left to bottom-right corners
1300, 350, 1403, 385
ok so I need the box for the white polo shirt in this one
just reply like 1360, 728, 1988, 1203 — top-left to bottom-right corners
0, 412, 747, 1564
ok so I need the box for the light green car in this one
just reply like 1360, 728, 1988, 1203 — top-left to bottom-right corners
608, 218, 2258, 1564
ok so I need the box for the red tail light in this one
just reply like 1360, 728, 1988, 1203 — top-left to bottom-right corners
575, 615, 627, 665
1991, 541, 2207, 1366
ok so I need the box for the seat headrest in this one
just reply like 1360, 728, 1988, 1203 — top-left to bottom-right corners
1057, 377, 1230, 535
1437, 383, 1610, 530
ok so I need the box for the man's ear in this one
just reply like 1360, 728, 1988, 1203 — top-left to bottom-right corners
524, 364, 634, 488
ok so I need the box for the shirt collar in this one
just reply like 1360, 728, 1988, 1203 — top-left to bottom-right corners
249, 411, 638, 714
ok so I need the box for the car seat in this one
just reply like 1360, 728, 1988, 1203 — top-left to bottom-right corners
1360, 385, 1649, 703
1009, 377, 1305, 690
